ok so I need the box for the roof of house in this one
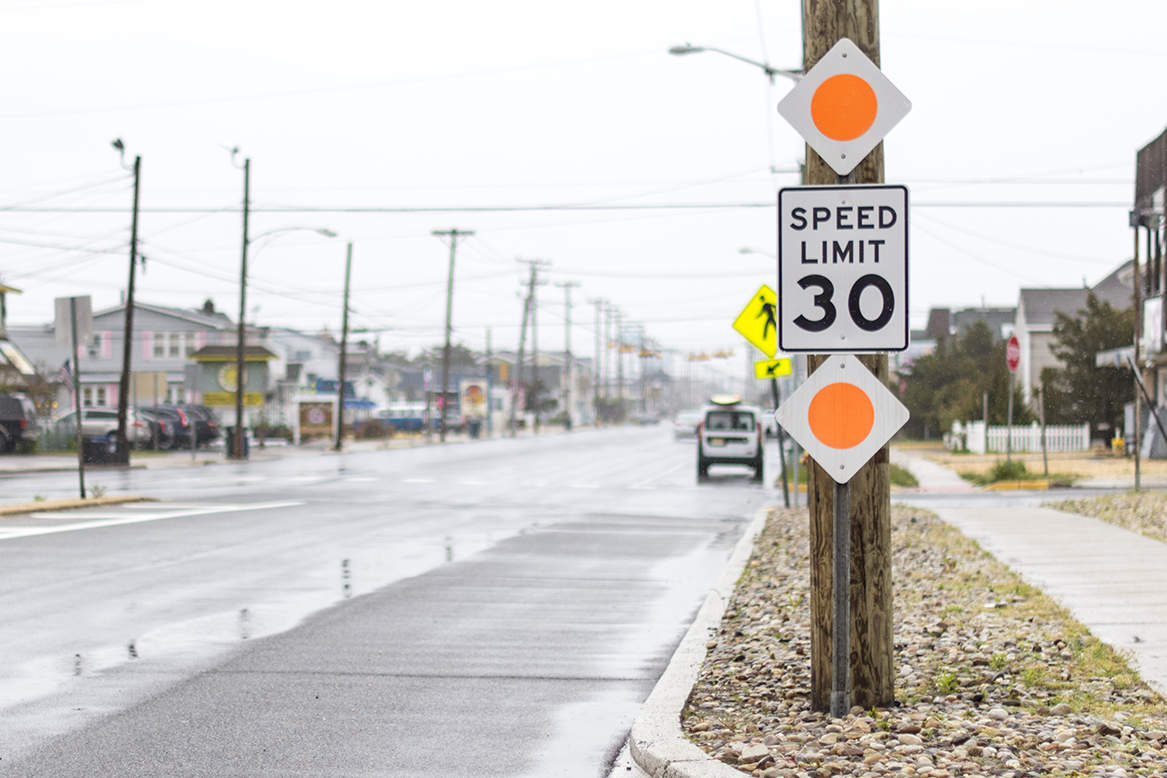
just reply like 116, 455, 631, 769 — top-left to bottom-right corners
191, 345, 276, 362
1019, 259, 1135, 326
1018, 288, 1089, 326
94, 301, 234, 329
1092, 259, 1136, 308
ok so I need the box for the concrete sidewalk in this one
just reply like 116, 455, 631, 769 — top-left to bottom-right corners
895, 449, 1167, 697
0, 435, 446, 474
0, 425, 582, 475
890, 447, 977, 492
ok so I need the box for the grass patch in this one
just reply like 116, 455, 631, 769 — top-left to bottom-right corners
1049, 491, 1167, 545
895, 511, 1161, 717
889, 462, 918, 487
959, 458, 1076, 486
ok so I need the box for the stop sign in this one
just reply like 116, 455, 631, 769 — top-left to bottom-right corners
1006, 334, 1020, 373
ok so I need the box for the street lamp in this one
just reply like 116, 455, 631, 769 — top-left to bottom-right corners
232, 225, 337, 460
668, 43, 802, 84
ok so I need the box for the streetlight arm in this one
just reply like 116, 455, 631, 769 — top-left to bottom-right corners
250, 226, 337, 243
668, 43, 802, 83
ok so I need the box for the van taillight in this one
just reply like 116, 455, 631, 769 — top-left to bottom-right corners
20, 419, 26, 430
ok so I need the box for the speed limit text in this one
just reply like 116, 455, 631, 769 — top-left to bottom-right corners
789, 205, 897, 264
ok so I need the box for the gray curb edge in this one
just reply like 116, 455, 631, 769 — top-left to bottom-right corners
626, 504, 772, 778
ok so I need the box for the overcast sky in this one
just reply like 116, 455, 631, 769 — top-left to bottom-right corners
2, 0, 1165, 375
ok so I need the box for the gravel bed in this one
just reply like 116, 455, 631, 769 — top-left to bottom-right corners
1049, 493, 1167, 545
682, 506, 1167, 776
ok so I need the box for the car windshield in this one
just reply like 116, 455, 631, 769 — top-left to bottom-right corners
705, 411, 755, 432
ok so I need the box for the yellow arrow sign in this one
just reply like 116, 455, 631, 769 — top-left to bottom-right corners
732, 284, 778, 357
754, 358, 792, 379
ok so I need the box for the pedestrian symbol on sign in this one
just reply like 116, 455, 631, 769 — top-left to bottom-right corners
732, 284, 778, 358
757, 296, 777, 340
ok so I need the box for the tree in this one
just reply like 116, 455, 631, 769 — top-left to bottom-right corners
416, 342, 479, 368
1042, 292, 1133, 436
899, 321, 1030, 439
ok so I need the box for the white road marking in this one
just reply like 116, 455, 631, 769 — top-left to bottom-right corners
629, 462, 685, 489
0, 501, 305, 541
402, 478, 434, 484
345, 476, 377, 482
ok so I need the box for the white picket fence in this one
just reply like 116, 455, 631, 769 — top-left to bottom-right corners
947, 420, 1090, 454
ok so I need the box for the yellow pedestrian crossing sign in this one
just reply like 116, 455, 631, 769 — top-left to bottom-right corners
754, 358, 792, 379
732, 284, 778, 357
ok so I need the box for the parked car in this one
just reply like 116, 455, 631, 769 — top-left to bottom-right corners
137, 408, 177, 449
696, 397, 764, 482
183, 404, 222, 447
672, 408, 703, 439
0, 393, 40, 452
54, 408, 153, 448
141, 404, 221, 449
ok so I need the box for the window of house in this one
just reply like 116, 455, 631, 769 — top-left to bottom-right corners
168, 333, 180, 358
82, 387, 93, 407
96, 386, 107, 406
184, 333, 196, 357
154, 332, 166, 358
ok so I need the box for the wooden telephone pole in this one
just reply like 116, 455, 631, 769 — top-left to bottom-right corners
802, 0, 894, 712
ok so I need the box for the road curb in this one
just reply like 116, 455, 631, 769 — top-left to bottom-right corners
984, 479, 1050, 491
626, 504, 771, 778
0, 495, 154, 517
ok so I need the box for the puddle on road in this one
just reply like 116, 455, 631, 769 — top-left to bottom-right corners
0, 529, 500, 747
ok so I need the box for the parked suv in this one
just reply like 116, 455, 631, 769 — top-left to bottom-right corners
696, 397, 764, 482
0, 394, 40, 452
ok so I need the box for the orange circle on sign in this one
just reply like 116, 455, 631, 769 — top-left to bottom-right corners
810, 74, 878, 141
807, 382, 874, 449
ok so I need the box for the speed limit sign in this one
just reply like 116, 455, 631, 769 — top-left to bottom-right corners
777, 184, 909, 352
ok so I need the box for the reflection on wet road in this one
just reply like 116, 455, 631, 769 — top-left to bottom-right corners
0, 427, 773, 776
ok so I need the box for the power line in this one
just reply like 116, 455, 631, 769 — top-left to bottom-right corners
0, 200, 1132, 214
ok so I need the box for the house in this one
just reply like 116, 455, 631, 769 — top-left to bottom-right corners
9, 299, 244, 414
1135, 125, 1167, 405
1013, 260, 1134, 403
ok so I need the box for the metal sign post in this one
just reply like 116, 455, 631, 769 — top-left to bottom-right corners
1006, 334, 1019, 464
831, 479, 850, 717
775, 355, 909, 716
69, 298, 86, 499
767, 377, 791, 508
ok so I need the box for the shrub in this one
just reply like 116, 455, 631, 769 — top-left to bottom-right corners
355, 419, 393, 440
988, 459, 1029, 482
889, 463, 919, 487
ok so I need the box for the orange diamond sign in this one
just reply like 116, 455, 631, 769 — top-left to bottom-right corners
777, 38, 911, 176
774, 354, 909, 483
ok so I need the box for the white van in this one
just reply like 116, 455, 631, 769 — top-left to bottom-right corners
696, 397, 764, 482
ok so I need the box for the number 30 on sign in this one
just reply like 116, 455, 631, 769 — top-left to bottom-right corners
777, 184, 909, 352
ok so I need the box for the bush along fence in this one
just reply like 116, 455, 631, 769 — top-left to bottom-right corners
944, 420, 1090, 454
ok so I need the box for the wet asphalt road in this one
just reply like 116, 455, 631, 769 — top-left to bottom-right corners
0, 427, 773, 776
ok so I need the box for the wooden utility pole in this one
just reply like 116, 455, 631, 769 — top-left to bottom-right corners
589, 297, 604, 424
614, 309, 624, 421
1133, 222, 1142, 490
557, 281, 580, 429
115, 151, 141, 465
508, 265, 537, 435
432, 228, 475, 442
232, 156, 251, 460
803, 0, 894, 712
335, 242, 353, 452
